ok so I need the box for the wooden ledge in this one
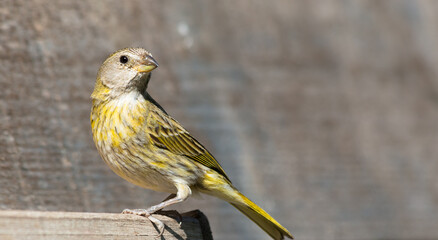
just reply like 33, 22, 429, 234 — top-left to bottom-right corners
0, 210, 212, 240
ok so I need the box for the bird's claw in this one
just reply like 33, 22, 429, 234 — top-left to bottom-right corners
122, 208, 151, 217
148, 215, 165, 237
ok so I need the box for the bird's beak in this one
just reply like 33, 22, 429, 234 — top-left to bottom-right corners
135, 56, 158, 73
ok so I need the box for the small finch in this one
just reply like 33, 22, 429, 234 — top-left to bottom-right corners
90, 48, 293, 239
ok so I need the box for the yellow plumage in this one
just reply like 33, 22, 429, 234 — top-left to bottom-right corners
91, 48, 293, 239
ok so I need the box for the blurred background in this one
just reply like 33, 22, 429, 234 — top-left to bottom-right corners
1, 1, 438, 239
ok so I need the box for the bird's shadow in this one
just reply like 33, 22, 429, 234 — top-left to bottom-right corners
150, 210, 212, 240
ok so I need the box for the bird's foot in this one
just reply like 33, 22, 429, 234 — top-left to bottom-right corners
122, 209, 165, 236
122, 208, 151, 216
148, 215, 165, 236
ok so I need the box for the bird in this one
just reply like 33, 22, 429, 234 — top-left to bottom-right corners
90, 47, 293, 239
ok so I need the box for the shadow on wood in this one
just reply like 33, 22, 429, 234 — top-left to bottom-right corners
0, 210, 212, 240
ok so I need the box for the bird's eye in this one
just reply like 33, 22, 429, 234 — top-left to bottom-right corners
120, 55, 129, 64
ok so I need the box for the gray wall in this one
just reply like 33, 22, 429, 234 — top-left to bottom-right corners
1, 1, 438, 239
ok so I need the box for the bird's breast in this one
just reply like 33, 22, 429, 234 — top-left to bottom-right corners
91, 93, 148, 148
91, 93, 153, 176
90, 93, 168, 188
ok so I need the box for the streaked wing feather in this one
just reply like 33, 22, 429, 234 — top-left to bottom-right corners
148, 108, 230, 181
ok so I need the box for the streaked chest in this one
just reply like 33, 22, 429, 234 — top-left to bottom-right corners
91, 92, 149, 152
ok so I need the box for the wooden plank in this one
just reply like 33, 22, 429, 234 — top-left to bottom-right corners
0, 210, 212, 240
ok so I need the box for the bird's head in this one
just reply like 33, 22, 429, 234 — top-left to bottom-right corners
92, 48, 158, 100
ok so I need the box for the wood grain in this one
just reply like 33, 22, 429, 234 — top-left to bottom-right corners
2, 1, 438, 239
0, 210, 212, 240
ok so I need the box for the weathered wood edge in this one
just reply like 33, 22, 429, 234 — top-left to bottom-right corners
0, 210, 213, 240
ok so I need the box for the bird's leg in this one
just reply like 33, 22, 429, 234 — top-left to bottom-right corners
122, 184, 191, 236
123, 193, 176, 215
155, 193, 183, 224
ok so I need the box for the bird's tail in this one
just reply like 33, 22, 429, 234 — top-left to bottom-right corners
230, 192, 293, 240
199, 171, 293, 239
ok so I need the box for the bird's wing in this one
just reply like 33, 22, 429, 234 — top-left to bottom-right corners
147, 106, 230, 181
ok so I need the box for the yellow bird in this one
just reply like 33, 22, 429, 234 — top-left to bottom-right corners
90, 48, 293, 239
